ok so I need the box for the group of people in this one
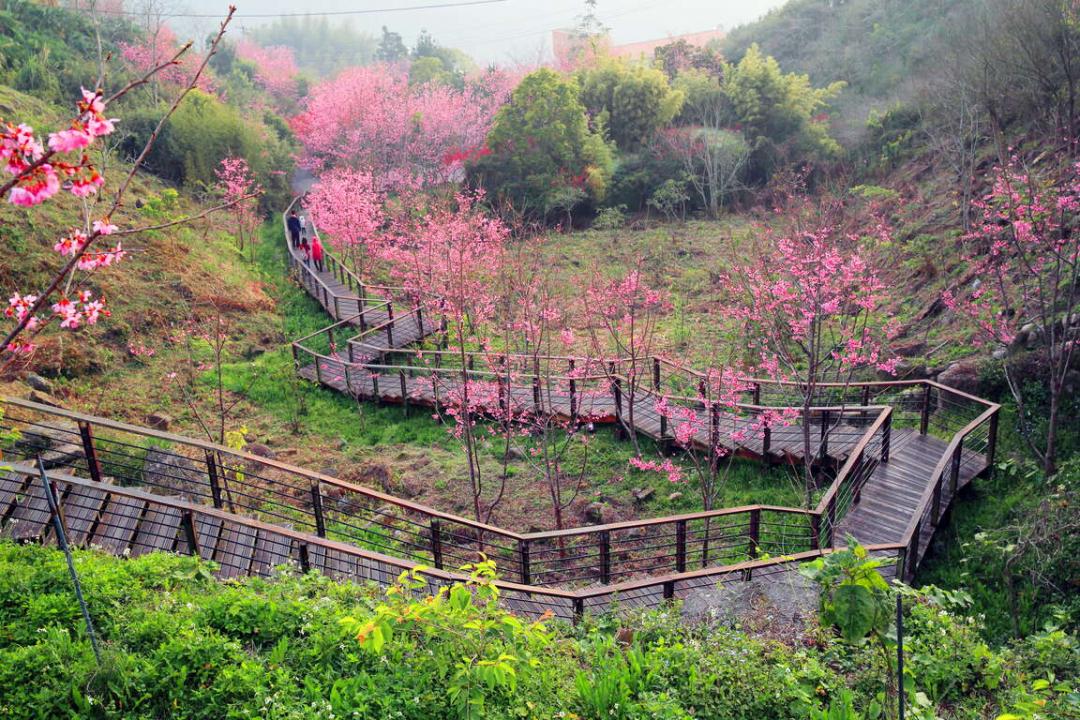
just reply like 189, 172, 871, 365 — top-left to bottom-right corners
287, 209, 325, 272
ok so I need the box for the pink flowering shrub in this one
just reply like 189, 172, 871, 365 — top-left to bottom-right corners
944, 155, 1080, 473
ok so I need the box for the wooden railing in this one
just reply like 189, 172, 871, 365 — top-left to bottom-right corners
1, 462, 906, 623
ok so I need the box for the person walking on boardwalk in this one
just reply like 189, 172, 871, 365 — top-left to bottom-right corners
287, 210, 302, 247
311, 235, 325, 273
300, 234, 311, 267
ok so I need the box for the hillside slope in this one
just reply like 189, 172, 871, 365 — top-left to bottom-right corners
720, 0, 980, 143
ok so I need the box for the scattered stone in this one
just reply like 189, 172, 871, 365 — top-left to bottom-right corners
632, 487, 655, 504
29, 390, 65, 408
936, 361, 981, 394
992, 347, 1008, 361
505, 446, 526, 461
667, 491, 683, 502
624, 526, 648, 540
583, 501, 607, 524
145, 412, 172, 431
14, 421, 83, 469
143, 448, 207, 499
320, 467, 339, 479
25, 373, 52, 393
246, 442, 276, 460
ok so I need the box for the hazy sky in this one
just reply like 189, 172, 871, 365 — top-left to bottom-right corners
175, 0, 789, 64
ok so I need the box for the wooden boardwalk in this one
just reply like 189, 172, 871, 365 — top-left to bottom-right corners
0, 205, 1000, 625
285, 206, 998, 578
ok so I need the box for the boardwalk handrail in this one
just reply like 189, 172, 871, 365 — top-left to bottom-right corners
896, 400, 999, 581
1, 462, 906, 622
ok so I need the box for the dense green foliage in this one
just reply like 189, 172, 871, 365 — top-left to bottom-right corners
719, 0, 980, 143
252, 16, 377, 77
577, 59, 684, 150
120, 90, 295, 212
0, 3, 128, 106
470, 68, 614, 221
0, 541, 1075, 719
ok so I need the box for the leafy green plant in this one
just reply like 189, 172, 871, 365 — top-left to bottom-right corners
801, 540, 894, 645
345, 558, 551, 720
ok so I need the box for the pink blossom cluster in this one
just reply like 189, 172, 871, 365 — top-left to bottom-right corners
52, 291, 109, 330
1, 88, 116, 207
723, 216, 899, 380
304, 168, 385, 258
629, 456, 683, 484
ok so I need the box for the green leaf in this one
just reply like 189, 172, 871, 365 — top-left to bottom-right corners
832, 583, 877, 643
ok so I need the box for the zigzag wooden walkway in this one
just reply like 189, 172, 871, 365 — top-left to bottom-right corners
0, 204, 1001, 624
286, 204, 999, 576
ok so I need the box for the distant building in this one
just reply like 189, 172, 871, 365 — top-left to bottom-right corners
551, 27, 725, 68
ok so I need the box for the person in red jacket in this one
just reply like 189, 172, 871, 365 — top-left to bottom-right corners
310, 235, 325, 273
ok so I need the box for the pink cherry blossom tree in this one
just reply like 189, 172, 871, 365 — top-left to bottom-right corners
583, 261, 668, 455
214, 155, 263, 261
291, 65, 514, 189
2, 9, 240, 365
944, 155, 1080, 475
234, 39, 299, 100
383, 191, 510, 524
304, 167, 385, 275
119, 23, 215, 97
720, 196, 899, 503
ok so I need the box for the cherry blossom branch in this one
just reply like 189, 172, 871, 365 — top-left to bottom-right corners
1, 7, 236, 354
0, 43, 192, 201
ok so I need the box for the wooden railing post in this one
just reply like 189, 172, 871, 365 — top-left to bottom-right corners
399, 370, 409, 417
205, 450, 223, 509
675, 520, 687, 572
610, 364, 623, 424
416, 304, 424, 335
314, 356, 323, 384
532, 375, 541, 412
430, 518, 443, 569
599, 530, 611, 584
819, 409, 830, 460
825, 496, 836, 548
748, 508, 761, 559
930, 472, 943, 526
77, 421, 103, 484
568, 359, 578, 421
882, 411, 892, 463
652, 357, 661, 391
181, 510, 201, 557
919, 383, 932, 435
573, 597, 584, 624
949, 438, 963, 497
298, 542, 312, 572
311, 481, 326, 538
517, 539, 531, 585
386, 303, 395, 346
986, 410, 999, 475
853, 450, 865, 505
906, 521, 921, 581
810, 513, 821, 550
763, 424, 771, 456
752, 382, 761, 405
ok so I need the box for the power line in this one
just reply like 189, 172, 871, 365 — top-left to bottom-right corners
86, 0, 510, 19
